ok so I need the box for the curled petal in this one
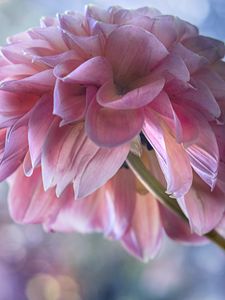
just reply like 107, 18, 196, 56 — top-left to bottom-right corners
97, 78, 165, 109
59, 56, 113, 86
178, 176, 225, 235
144, 110, 192, 197
106, 25, 168, 82
86, 97, 144, 147
0, 70, 55, 94
53, 79, 86, 124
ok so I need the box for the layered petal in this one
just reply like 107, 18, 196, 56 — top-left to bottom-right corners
144, 109, 193, 197
86, 97, 144, 147
105, 25, 168, 83
178, 176, 225, 235
122, 193, 163, 261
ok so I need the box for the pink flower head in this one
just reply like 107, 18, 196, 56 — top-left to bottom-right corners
1, 5, 225, 260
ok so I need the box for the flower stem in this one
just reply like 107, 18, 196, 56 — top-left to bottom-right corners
126, 152, 225, 252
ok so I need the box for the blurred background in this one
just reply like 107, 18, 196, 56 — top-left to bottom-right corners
0, 0, 225, 299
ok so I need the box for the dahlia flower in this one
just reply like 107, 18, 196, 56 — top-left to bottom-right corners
1, 5, 225, 260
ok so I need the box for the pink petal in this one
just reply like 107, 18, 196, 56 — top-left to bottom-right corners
174, 79, 221, 121
171, 43, 207, 74
178, 176, 225, 235
58, 12, 86, 36
74, 142, 130, 199
144, 109, 193, 197
85, 97, 144, 147
0, 70, 55, 94
60, 33, 103, 57
0, 91, 37, 128
8, 166, 68, 224
152, 53, 190, 82
122, 193, 163, 261
106, 25, 168, 83
60, 56, 113, 86
106, 169, 136, 239
28, 94, 55, 170
160, 205, 206, 243
186, 114, 219, 189
194, 68, 225, 100
28, 27, 67, 51
33, 50, 81, 67
53, 79, 86, 124
0, 64, 37, 78
183, 36, 225, 63
42, 120, 129, 198
97, 78, 165, 109
47, 185, 114, 234
0, 122, 28, 181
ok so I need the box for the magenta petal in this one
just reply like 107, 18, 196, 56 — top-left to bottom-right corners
122, 194, 163, 261
8, 166, 68, 224
86, 97, 144, 147
106, 25, 168, 82
54, 79, 86, 124
61, 56, 113, 86
178, 176, 225, 235
144, 109, 193, 197
97, 78, 165, 109
28, 95, 55, 169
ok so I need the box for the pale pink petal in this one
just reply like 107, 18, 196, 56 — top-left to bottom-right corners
106, 25, 168, 82
58, 12, 86, 36
60, 56, 113, 86
122, 193, 163, 261
47, 185, 114, 235
106, 169, 136, 239
86, 97, 144, 147
0, 70, 55, 94
74, 143, 130, 199
178, 176, 225, 235
53, 79, 86, 124
28, 94, 55, 170
42, 120, 129, 198
0, 123, 28, 181
60, 33, 103, 57
33, 50, 81, 67
8, 166, 68, 224
186, 114, 219, 189
171, 43, 207, 74
152, 53, 190, 82
0, 64, 37, 78
28, 27, 68, 51
173, 79, 221, 121
144, 109, 193, 197
97, 78, 165, 109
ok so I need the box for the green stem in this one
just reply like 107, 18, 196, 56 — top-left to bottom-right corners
126, 152, 225, 252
